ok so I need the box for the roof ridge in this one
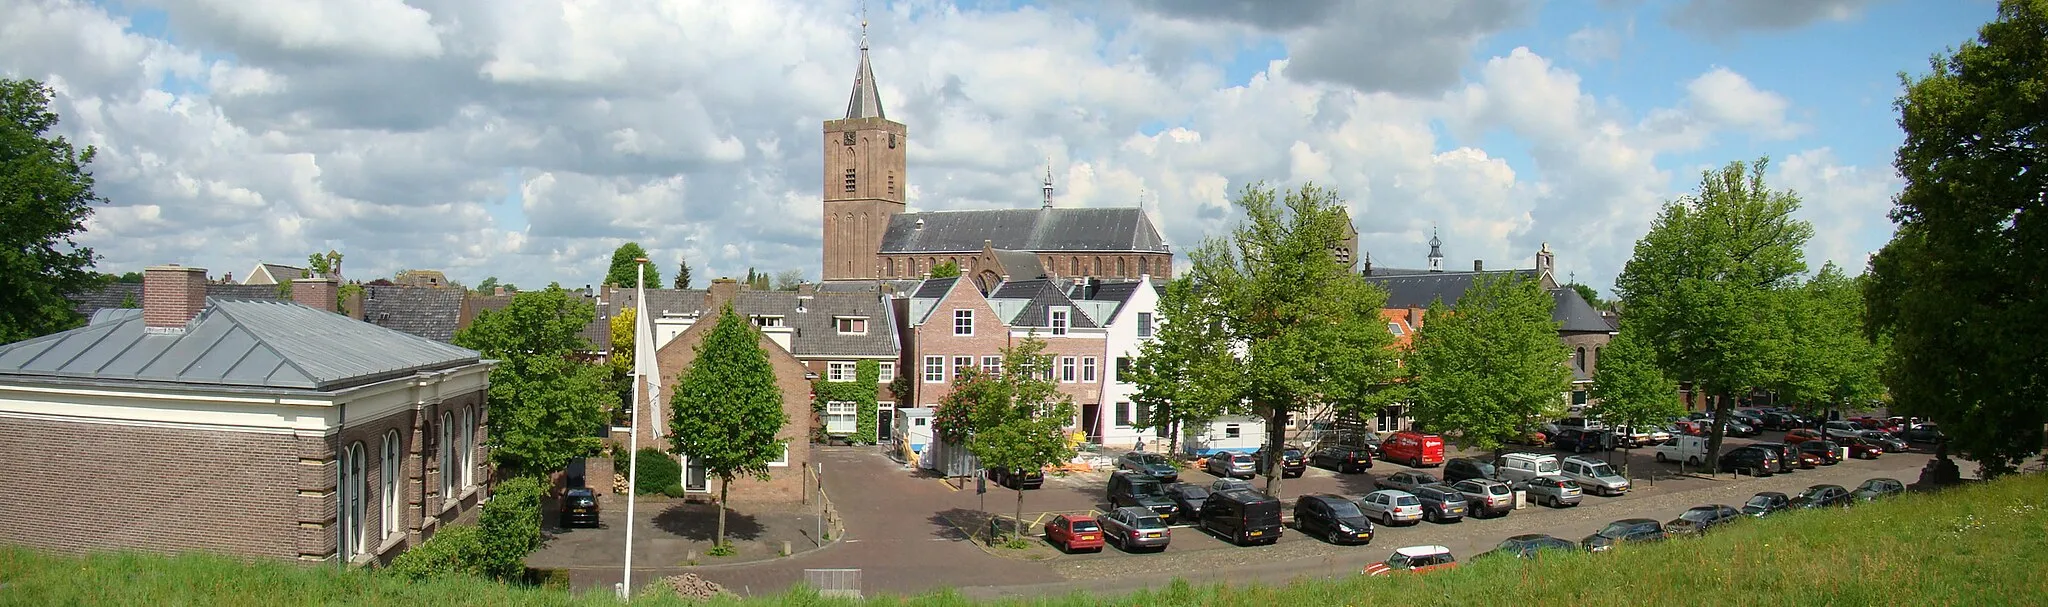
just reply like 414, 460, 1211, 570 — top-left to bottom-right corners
208, 300, 320, 386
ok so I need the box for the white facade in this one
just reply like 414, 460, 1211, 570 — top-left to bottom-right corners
1095, 275, 1159, 449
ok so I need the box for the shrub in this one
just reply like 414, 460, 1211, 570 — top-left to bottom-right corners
475, 476, 545, 581
385, 524, 485, 581
662, 484, 687, 498
632, 448, 681, 495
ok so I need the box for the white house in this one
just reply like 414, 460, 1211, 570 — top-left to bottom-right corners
1068, 276, 1160, 450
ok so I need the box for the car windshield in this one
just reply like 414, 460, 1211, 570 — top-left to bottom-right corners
1179, 486, 1209, 499
1599, 522, 1636, 536
1679, 508, 1717, 522
1327, 501, 1364, 517
1071, 520, 1099, 532
1130, 482, 1164, 496
1135, 454, 1168, 465
1585, 463, 1617, 477
1745, 496, 1776, 508
1799, 487, 1831, 499
1229, 453, 1253, 464
1395, 495, 1421, 507
1537, 461, 1560, 473
1285, 449, 1303, 458
1412, 473, 1439, 484
1554, 478, 1580, 489
1472, 483, 1507, 495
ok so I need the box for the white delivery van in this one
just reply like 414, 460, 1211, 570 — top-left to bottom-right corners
1496, 452, 1561, 485
1655, 435, 1711, 466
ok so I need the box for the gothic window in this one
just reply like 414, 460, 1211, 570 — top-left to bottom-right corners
381, 431, 400, 540
1577, 347, 1588, 372
338, 442, 367, 560
843, 168, 856, 193
1070, 257, 1080, 276
1137, 257, 1148, 276
1116, 258, 1127, 277
1093, 257, 1102, 275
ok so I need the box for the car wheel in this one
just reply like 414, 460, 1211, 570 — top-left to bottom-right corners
1655, 452, 1668, 463
1687, 457, 1701, 467
1424, 509, 1437, 523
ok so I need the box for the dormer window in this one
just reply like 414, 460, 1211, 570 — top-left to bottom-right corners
752, 315, 785, 328
835, 316, 868, 335
1050, 307, 1070, 336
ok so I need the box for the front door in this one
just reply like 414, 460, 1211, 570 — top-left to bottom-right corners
1081, 403, 1102, 443
684, 455, 708, 492
876, 404, 894, 441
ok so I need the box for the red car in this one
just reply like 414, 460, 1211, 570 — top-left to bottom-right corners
1784, 429, 1824, 445
1841, 438, 1884, 460
1793, 451, 1824, 469
1044, 514, 1105, 553
1671, 421, 1707, 437
1365, 545, 1460, 576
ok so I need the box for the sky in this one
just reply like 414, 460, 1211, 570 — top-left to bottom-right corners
1, 0, 1998, 296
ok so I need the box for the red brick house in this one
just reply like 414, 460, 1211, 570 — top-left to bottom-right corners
902, 276, 1110, 442
0, 266, 495, 565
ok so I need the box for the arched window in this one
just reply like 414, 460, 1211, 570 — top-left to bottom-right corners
1593, 347, 1602, 371
1116, 258, 1127, 277
1093, 257, 1102, 275
462, 407, 476, 488
1137, 257, 1149, 276
1577, 347, 1588, 372
439, 411, 455, 503
381, 431, 400, 540
1070, 257, 1080, 276
339, 442, 367, 559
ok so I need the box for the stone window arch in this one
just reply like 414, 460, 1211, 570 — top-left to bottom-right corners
1116, 257, 1127, 277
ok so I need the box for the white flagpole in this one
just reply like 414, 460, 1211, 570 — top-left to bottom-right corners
620, 259, 648, 599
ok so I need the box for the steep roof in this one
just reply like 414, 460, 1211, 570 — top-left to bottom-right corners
1551, 288, 1613, 333
1364, 270, 1541, 309
362, 286, 468, 343
0, 299, 481, 391
257, 263, 308, 284
907, 277, 960, 325
991, 249, 1047, 280
608, 288, 899, 358
879, 208, 1170, 254
1065, 278, 1149, 325
988, 279, 1099, 329
844, 43, 885, 120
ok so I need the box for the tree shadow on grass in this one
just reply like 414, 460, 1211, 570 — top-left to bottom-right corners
652, 502, 765, 542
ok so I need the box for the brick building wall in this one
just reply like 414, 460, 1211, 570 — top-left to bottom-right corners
908, 280, 1012, 408
878, 252, 1174, 282
1027, 332, 1109, 435
651, 315, 813, 506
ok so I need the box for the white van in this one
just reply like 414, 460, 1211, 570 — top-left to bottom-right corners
1655, 435, 1711, 466
1496, 452, 1560, 485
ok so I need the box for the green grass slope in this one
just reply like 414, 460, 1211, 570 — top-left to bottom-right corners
4, 473, 2046, 606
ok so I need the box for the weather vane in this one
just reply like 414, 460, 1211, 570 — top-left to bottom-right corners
860, 0, 869, 49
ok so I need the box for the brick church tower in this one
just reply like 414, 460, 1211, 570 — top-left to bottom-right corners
821, 23, 907, 281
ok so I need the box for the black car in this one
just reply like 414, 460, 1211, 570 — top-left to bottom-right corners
1760, 411, 1808, 431
1292, 494, 1375, 545
1718, 446, 1778, 476
1748, 442, 1800, 474
1309, 445, 1375, 473
988, 466, 1044, 490
1852, 478, 1906, 502
559, 487, 600, 528
1551, 428, 1612, 453
1199, 489, 1284, 546
1477, 534, 1580, 560
1582, 518, 1666, 552
1442, 457, 1499, 483
1666, 505, 1744, 536
1164, 482, 1212, 522
1900, 425, 1947, 444
1107, 471, 1180, 520
1741, 491, 1791, 518
1409, 484, 1470, 523
1252, 446, 1308, 478
1789, 484, 1853, 509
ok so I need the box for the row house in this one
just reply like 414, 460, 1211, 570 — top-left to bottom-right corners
903, 276, 1113, 441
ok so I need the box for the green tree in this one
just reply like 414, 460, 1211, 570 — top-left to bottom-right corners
306, 250, 341, 278
1, 79, 104, 344
474, 276, 516, 294
812, 360, 881, 444
605, 242, 660, 288
673, 258, 693, 290
772, 269, 806, 291
1614, 158, 1812, 469
1590, 327, 1682, 474
608, 307, 638, 420
1127, 276, 1242, 455
453, 284, 617, 477
1867, 0, 2048, 477
1405, 274, 1573, 457
113, 271, 142, 284
1565, 282, 1607, 310
1774, 264, 1885, 422
936, 338, 1076, 536
1178, 182, 1402, 496
928, 261, 961, 278
668, 305, 790, 548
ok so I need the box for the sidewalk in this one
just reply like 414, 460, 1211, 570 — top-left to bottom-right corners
526, 499, 825, 571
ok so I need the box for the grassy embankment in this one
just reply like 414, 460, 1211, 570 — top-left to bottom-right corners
4, 473, 2046, 606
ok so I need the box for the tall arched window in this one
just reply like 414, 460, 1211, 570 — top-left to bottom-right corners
1093, 257, 1102, 275
439, 411, 455, 503
381, 431, 400, 540
339, 442, 366, 560
1137, 257, 1149, 276
1593, 347, 1602, 371
1577, 347, 1588, 372
1070, 257, 1080, 276
462, 407, 476, 488
1116, 258, 1127, 277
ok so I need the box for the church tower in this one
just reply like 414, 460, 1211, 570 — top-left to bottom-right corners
821, 18, 908, 281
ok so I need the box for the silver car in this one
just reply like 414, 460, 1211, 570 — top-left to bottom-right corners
1358, 490, 1424, 526
1205, 451, 1257, 479
1451, 479, 1515, 518
1098, 506, 1171, 551
1560, 456, 1630, 496
1522, 474, 1583, 508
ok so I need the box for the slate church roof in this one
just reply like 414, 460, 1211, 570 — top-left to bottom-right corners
987, 279, 1100, 329
1362, 270, 1611, 333
879, 208, 1170, 254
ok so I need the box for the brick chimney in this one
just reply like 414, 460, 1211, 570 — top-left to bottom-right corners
1474, 259, 1484, 272
493, 286, 506, 296
143, 265, 208, 334
292, 277, 338, 313
796, 282, 816, 296
706, 278, 739, 314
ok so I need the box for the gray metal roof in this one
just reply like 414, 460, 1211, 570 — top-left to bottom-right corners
90, 308, 140, 326
1551, 288, 1613, 333
0, 299, 482, 391
878, 208, 1170, 254
845, 45, 885, 120
608, 288, 898, 358
1364, 270, 1541, 309
991, 249, 1047, 279
988, 280, 1099, 329
362, 286, 468, 343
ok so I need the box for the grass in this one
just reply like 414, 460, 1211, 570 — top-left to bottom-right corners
4, 473, 2046, 606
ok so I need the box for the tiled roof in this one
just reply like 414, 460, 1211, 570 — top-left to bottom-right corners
879, 208, 1170, 254
362, 286, 468, 343
1364, 270, 1541, 309
988, 279, 1100, 329
991, 249, 1047, 280
1065, 279, 1149, 325
70, 283, 287, 319
0, 299, 481, 391
260, 264, 308, 283
816, 280, 924, 296
608, 288, 898, 358
1551, 288, 1613, 333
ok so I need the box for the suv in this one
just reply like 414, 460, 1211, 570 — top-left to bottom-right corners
1747, 442, 1800, 474
1293, 494, 1375, 545
1522, 475, 1582, 508
1098, 506, 1171, 552
1107, 471, 1180, 520
1559, 456, 1629, 496
1665, 504, 1743, 536
1408, 484, 1469, 523
1450, 479, 1515, 518
1442, 457, 1499, 484
1116, 452, 1179, 482
1582, 518, 1667, 552
559, 487, 600, 528
1375, 470, 1439, 493
1497, 453, 1561, 485
1551, 428, 1612, 453
1199, 489, 1283, 545
1204, 451, 1257, 480
1358, 490, 1424, 526
1251, 446, 1307, 478
1718, 446, 1778, 477
1309, 445, 1375, 473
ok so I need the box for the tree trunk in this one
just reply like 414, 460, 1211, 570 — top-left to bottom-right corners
1262, 408, 1288, 497
1704, 391, 1732, 475
1168, 419, 1181, 457
716, 476, 730, 548
1014, 485, 1026, 538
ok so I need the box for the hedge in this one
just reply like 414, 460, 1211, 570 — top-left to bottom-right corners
811, 359, 880, 444
631, 447, 681, 495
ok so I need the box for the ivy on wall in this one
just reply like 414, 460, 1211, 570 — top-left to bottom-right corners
812, 359, 881, 444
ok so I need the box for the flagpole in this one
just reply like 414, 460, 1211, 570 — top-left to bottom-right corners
620, 258, 648, 599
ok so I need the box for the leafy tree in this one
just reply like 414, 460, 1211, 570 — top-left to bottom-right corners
1774, 263, 1885, 421
605, 242, 660, 288
1127, 276, 1242, 455
936, 338, 1076, 536
306, 250, 341, 279
1614, 158, 1812, 469
113, 271, 142, 284
772, 269, 806, 291
118, 293, 138, 309
1, 79, 104, 344
928, 261, 961, 278
668, 305, 790, 548
609, 307, 638, 420
1590, 326, 1682, 474
453, 284, 617, 478
741, 267, 771, 291
1564, 282, 1607, 310
674, 258, 693, 290
1867, 0, 2048, 476
336, 282, 363, 315
475, 276, 516, 294
1406, 273, 1573, 457
1177, 182, 1402, 496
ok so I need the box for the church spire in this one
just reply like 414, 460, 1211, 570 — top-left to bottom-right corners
844, 4, 886, 120
1041, 162, 1055, 209
1427, 226, 1444, 273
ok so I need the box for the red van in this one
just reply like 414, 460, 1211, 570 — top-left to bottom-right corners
1382, 431, 1445, 468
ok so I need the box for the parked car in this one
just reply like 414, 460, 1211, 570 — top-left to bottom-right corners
1760, 411, 1808, 431
1358, 490, 1425, 526
1443, 457, 1499, 484
1741, 491, 1792, 518
1451, 479, 1515, 518
1797, 440, 1844, 465
1784, 429, 1825, 445
1748, 442, 1801, 473
1670, 420, 1707, 437
1409, 484, 1469, 523
1899, 424, 1947, 444
1656, 435, 1712, 466
1839, 437, 1885, 460
1582, 518, 1667, 552
1822, 420, 1865, 441
1375, 470, 1440, 493
1476, 534, 1580, 560
1204, 451, 1258, 480
1164, 482, 1211, 522
988, 466, 1044, 490
1496, 452, 1561, 485
1292, 494, 1376, 545
1522, 475, 1583, 508
1107, 471, 1180, 520
1858, 431, 1910, 453
1852, 478, 1906, 502
1355, 432, 1386, 456
1198, 489, 1284, 545
1551, 428, 1613, 453
1559, 456, 1630, 496
559, 487, 600, 528
1382, 431, 1446, 468
1043, 514, 1105, 553
1725, 419, 1761, 437
1251, 446, 1308, 478
1718, 446, 1779, 477
1789, 484, 1853, 509
1098, 506, 1172, 552
1116, 452, 1179, 482
1309, 445, 1375, 473
1210, 477, 1255, 494
1665, 504, 1744, 536
1363, 545, 1459, 576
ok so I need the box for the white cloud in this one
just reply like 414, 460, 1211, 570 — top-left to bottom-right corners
1685, 67, 1806, 138
1773, 148, 1902, 272
1565, 25, 1624, 63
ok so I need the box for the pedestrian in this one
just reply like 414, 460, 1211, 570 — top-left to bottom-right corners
1134, 438, 1146, 453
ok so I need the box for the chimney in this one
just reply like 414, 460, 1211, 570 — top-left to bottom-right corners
706, 278, 740, 314
797, 282, 816, 296
143, 265, 208, 333
223, 271, 233, 284
1474, 260, 1484, 272
493, 286, 507, 296
292, 277, 338, 313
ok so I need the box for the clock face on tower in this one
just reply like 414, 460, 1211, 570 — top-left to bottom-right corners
843, 132, 857, 146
